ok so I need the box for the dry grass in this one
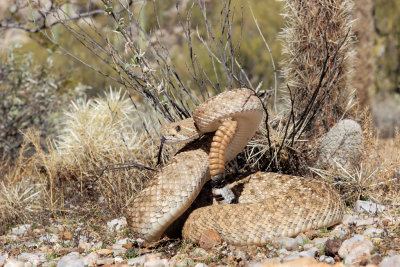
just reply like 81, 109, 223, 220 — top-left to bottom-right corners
312, 113, 400, 207
0, 90, 161, 233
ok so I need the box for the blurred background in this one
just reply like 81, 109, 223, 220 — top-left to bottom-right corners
1, 0, 399, 157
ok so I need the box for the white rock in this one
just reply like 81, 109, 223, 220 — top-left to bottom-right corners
83, 253, 98, 266
330, 224, 348, 239
11, 224, 31, 236
194, 263, 208, 267
276, 237, 299, 251
191, 248, 208, 257
342, 214, 359, 225
56, 253, 85, 267
0, 253, 9, 266
96, 258, 114, 265
17, 253, 40, 265
380, 254, 400, 267
299, 247, 318, 258
107, 217, 127, 232
115, 256, 124, 263
355, 200, 386, 214
295, 233, 309, 246
112, 244, 126, 256
144, 259, 169, 267
116, 238, 133, 245
39, 233, 59, 243
338, 234, 373, 265
363, 228, 384, 236
4, 258, 24, 267
356, 217, 378, 227
319, 255, 335, 264
313, 237, 328, 247
127, 253, 161, 266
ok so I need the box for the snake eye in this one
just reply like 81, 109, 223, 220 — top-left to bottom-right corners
175, 125, 181, 132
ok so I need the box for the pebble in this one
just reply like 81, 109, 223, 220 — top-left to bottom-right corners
319, 255, 335, 264
107, 217, 127, 232
276, 237, 299, 251
199, 229, 221, 250
363, 228, 384, 237
0, 254, 8, 266
379, 254, 400, 267
3, 258, 25, 267
355, 200, 386, 214
57, 253, 85, 267
11, 224, 31, 236
39, 233, 59, 243
338, 234, 373, 265
127, 253, 161, 266
17, 253, 40, 265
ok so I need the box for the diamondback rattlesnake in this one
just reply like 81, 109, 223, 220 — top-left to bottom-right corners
126, 88, 344, 246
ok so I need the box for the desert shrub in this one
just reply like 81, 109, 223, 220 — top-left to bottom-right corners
0, 90, 162, 231
0, 45, 86, 161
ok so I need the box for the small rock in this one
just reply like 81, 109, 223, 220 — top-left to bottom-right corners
191, 248, 208, 257
199, 230, 221, 250
380, 255, 400, 267
299, 247, 318, 258
194, 264, 208, 267
356, 217, 378, 227
96, 257, 115, 265
295, 233, 309, 246
56, 253, 85, 267
338, 235, 373, 265
329, 224, 348, 239
0, 254, 8, 266
107, 217, 127, 232
4, 258, 24, 267
83, 253, 98, 266
17, 253, 40, 265
276, 237, 299, 251
144, 258, 169, 267
122, 243, 134, 249
371, 254, 382, 265
95, 248, 113, 256
39, 233, 59, 243
93, 241, 103, 249
363, 228, 384, 237
78, 241, 92, 251
61, 232, 73, 240
313, 237, 328, 247
342, 214, 358, 225
115, 256, 124, 263
127, 253, 161, 266
117, 238, 132, 245
112, 244, 127, 256
355, 200, 386, 214
11, 224, 31, 236
325, 239, 342, 257
319, 255, 335, 264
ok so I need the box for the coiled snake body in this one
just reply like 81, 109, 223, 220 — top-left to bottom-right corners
126, 88, 343, 246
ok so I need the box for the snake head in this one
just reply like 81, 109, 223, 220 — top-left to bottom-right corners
160, 118, 200, 144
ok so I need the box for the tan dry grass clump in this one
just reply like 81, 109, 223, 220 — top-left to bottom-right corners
0, 90, 159, 231
280, 0, 356, 131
